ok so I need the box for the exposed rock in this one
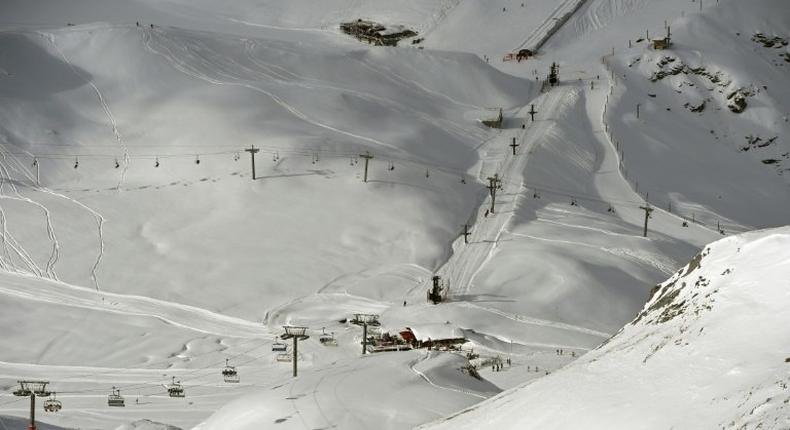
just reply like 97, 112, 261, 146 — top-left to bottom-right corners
752, 32, 788, 48
726, 88, 749, 113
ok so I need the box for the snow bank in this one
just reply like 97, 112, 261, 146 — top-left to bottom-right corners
422, 226, 790, 430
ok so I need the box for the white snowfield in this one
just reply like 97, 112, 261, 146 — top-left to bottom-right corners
0, 0, 787, 429
422, 227, 790, 430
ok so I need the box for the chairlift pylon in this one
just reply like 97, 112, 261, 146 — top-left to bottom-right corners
107, 387, 125, 407
222, 358, 239, 383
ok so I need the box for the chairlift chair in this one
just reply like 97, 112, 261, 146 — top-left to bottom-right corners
276, 353, 292, 362
43, 393, 62, 412
107, 387, 125, 407
319, 328, 338, 346
272, 338, 287, 352
222, 358, 240, 383
167, 376, 185, 398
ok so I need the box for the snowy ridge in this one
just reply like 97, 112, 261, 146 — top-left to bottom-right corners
421, 226, 790, 430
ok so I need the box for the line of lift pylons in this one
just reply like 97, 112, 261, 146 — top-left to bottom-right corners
24, 358, 240, 415
33, 329, 339, 413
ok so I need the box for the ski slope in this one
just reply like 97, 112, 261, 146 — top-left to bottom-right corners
422, 227, 790, 430
0, 0, 787, 429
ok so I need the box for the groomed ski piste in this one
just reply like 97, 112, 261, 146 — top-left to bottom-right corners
0, 0, 788, 429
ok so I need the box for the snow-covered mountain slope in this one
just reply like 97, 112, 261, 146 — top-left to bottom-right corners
546, 0, 790, 230
0, 0, 787, 429
422, 226, 790, 430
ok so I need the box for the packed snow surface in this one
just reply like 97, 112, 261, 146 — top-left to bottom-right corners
0, 0, 787, 428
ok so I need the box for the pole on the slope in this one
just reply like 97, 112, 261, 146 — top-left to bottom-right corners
362, 322, 368, 355
355, 314, 378, 353
360, 152, 374, 183
636, 103, 641, 119
293, 336, 298, 377
510, 137, 520, 155
640, 204, 654, 237
282, 326, 308, 377
245, 145, 260, 180
14, 381, 50, 430
487, 174, 501, 214
528, 104, 537, 121
30, 390, 36, 430
462, 224, 471, 244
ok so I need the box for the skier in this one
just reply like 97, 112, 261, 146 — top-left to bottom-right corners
484, 209, 489, 217
403, 300, 407, 307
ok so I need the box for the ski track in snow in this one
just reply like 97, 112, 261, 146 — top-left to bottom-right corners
141, 28, 408, 156
458, 302, 611, 339
514, 0, 590, 52
0, 273, 268, 338
409, 351, 487, 400
533, 216, 644, 239
0, 31, 118, 291
0, 152, 60, 279
0, 156, 49, 277
241, 39, 483, 143
44, 31, 131, 191
506, 230, 674, 275
435, 87, 574, 297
